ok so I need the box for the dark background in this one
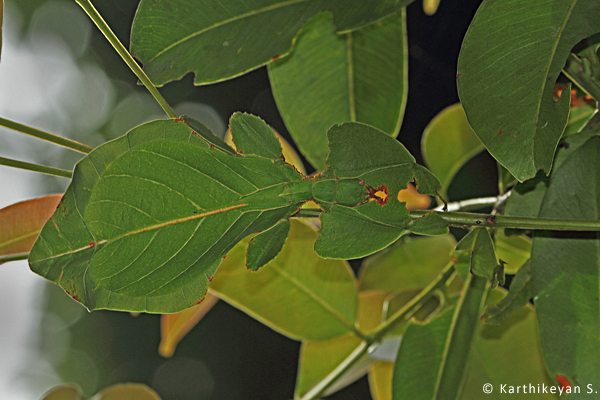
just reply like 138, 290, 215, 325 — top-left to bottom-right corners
12, 0, 494, 399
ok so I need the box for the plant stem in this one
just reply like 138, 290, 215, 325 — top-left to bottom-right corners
75, 0, 177, 119
0, 157, 73, 178
368, 262, 456, 340
563, 52, 600, 104
0, 252, 29, 263
293, 207, 600, 232
300, 263, 456, 400
433, 193, 511, 212
0, 117, 93, 154
411, 210, 600, 231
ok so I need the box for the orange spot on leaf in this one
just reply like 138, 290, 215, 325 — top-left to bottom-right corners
397, 183, 431, 210
556, 375, 571, 392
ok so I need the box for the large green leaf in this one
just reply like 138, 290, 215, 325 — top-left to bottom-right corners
29, 116, 310, 313
30, 117, 438, 312
268, 11, 407, 169
210, 219, 358, 341
457, 0, 600, 182
421, 103, 484, 199
530, 134, 600, 396
131, 0, 416, 86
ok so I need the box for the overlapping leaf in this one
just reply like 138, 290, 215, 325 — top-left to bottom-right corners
0, 194, 62, 264
269, 11, 407, 169
393, 289, 556, 400
457, 0, 600, 181
210, 219, 358, 341
42, 383, 162, 400
530, 134, 600, 394
131, 0, 416, 86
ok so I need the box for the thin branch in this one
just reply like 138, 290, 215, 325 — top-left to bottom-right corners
433, 193, 511, 212
75, 0, 177, 119
0, 117, 93, 154
0, 156, 73, 178
563, 52, 600, 104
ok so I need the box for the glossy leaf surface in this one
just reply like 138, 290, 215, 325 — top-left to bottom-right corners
421, 103, 483, 198
457, 0, 600, 181
530, 134, 600, 392
0, 194, 62, 263
131, 0, 416, 86
269, 11, 407, 169
210, 220, 358, 341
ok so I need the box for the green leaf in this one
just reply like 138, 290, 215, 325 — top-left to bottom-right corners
228, 112, 282, 159
456, 228, 498, 284
457, 0, 600, 182
268, 10, 407, 169
41, 385, 83, 400
91, 383, 162, 400
407, 211, 449, 236
530, 134, 600, 391
393, 275, 492, 400
494, 229, 531, 274
421, 103, 484, 199
246, 219, 290, 271
29, 118, 310, 313
131, 0, 416, 86
460, 289, 557, 400
0, 194, 62, 264
358, 235, 456, 292
210, 219, 358, 340
392, 308, 455, 400
394, 288, 556, 400
315, 123, 442, 259
482, 260, 535, 325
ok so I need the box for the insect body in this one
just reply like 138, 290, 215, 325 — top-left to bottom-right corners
29, 113, 445, 313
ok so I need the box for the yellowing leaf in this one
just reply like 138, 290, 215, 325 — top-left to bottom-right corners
397, 183, 431, 210
369, 361, 393, 400
423, 0, 441, 15
41, 385, 83, 400
93, 383, 162, 400
158, 292, 219, 358
0, 194, 62, 262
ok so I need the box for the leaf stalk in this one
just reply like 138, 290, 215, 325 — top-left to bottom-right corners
75, 0, 177, 119
0, 252, 30, 263
0, 157, 73, 178
0, 117, 93, 154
